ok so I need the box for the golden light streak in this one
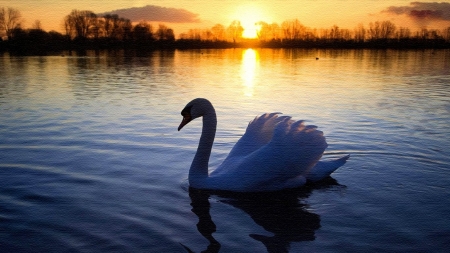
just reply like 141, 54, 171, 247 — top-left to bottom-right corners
241, 49, 259, 96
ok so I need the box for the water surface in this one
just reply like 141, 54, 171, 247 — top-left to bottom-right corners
1, 49, 449, 252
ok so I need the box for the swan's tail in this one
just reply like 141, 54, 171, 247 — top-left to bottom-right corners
306, 155, 350, 182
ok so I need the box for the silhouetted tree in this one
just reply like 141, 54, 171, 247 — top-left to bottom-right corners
180, 27, 222, 41
270, 22, 281, 41
329, 25, 341, 40
121, 19, 133, 41
256, 21, 270, 41
381, 21, 396, 40
48, 30, 66, 43
102, 14, 116, 38
256, 21, 283, 42
444, 27, 450, 42
417, 28, 442, 41
32, 20, 42, 30
202, 29, 213, 41
0, 7, 22, 39
369, 20, 396, 40
281, 19, 306, 40
354, 23, 366, 43
211, 24, 226, 41
156, 24, 175, 41
28, 28, 49, 42
132, 21, 153, 42
102, 14, 131, 40
396, 27, 411, 41
227, 20, 243, 43
90, 17, 102, 39
64, 9, 97, 39
190, 29, 203, 40
9, 27, 26, 40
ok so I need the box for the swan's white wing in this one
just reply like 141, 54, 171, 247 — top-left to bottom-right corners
226, 113, 290, 158
211, 117, 329, 191
211, 113, 287, 177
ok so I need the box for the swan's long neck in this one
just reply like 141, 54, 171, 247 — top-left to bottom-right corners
189, 108, 216, 185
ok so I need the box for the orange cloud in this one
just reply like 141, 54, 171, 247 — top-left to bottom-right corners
99, 5, 201, 23
384, 2, 450, 21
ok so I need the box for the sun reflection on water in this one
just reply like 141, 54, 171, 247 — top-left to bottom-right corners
241, 49, 259, 96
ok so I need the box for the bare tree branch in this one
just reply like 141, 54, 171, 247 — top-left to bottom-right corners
0, 7, 22, 39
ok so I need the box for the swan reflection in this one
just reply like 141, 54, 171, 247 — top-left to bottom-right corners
185, 178, 344, 253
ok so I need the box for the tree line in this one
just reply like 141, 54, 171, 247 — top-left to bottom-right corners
1, 6, 450, 54
182, 19, 450, 49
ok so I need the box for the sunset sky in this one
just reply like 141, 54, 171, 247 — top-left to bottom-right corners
1, 0, 450, 37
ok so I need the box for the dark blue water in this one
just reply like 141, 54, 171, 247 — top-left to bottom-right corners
1, 49, 449, 252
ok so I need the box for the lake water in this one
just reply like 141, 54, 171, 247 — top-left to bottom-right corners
1, 49, 449, 252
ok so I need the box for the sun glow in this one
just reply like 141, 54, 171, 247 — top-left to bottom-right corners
232, 4, 267, 38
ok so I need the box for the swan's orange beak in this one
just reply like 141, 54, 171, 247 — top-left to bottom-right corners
178, 115, 192, 131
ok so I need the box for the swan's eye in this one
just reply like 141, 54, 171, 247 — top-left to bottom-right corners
181, 105, 193, 116
181, 111, 191, 119
183, 115, 191, 121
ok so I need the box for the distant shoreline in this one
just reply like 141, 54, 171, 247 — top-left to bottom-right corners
2, 9, 449, 55
1, 38, 449, 55
2, 8, 449, 55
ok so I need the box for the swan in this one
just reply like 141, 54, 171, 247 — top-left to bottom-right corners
178, 98, 349, 192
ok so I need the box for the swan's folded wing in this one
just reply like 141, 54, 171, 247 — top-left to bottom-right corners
265, 118, 328, 177
213, 119, 329, 189
225, 113, 290, 158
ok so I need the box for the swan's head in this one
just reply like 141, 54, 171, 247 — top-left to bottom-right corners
178, 98, 214, 131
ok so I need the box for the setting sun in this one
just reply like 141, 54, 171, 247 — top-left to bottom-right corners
232, 4, 268, 38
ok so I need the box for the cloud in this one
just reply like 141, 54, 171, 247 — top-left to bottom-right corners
99, 5, 201, 23
383, 2, 450, 21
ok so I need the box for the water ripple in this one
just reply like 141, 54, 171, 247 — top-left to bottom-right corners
1, 49, 449, 252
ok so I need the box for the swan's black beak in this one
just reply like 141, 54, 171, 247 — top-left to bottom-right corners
179, 104, 193, 131
178, 115, 192, 131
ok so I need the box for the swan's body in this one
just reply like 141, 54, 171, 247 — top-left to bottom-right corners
178, 98, 349, 192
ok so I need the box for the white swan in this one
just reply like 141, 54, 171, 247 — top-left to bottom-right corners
178, 98, 349, 192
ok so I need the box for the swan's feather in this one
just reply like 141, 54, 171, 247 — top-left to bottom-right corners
307, 155, 350, 182
225, 113, 287, 158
